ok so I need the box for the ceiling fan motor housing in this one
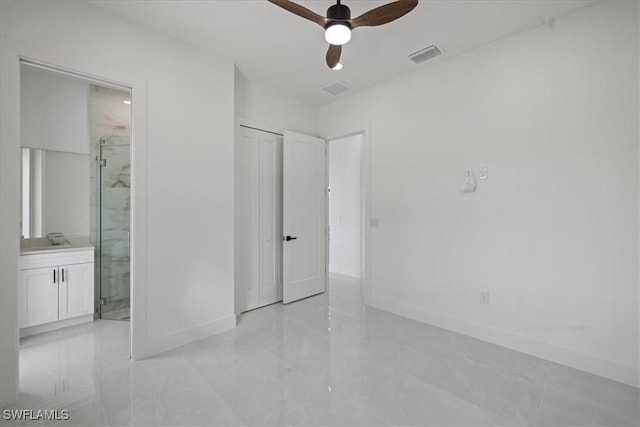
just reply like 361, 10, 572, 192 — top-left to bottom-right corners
326, 3, 351, 28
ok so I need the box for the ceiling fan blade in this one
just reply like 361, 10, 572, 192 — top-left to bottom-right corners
351, 0, 418, 29
326, 44, 342, 69
268, 0, 327, 27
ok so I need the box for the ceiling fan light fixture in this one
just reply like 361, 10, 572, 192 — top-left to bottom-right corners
325, 23, 351, 45
267, 0, 420, 69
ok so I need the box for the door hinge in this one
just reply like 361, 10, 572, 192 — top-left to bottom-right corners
97, 297, 106, 317
99, 158, 107, 168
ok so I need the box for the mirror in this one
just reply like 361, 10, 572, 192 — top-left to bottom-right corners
21, 148, 90, 239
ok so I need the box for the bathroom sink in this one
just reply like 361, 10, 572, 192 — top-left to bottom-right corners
20, 237, 71, 252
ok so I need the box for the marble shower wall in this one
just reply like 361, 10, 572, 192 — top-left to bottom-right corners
89, 85, 131, 316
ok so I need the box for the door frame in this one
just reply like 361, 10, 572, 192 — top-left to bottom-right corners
1, 41, 148, 404
324, 125, 371, 304
233, 120, 370, 306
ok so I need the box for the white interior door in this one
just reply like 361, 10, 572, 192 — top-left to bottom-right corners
283, 130, 327, 304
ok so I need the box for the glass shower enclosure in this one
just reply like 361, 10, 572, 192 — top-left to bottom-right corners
98, 136, 130, 320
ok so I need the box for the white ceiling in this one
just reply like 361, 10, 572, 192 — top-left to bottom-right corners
89, 0, 597, 106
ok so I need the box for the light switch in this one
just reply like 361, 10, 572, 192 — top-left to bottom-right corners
461, 170, 477, 193
370, 218, 379, 228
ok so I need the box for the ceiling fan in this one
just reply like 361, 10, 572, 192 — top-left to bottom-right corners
268, 0, 419, 69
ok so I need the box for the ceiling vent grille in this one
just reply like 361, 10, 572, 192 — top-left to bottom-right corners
408, 44, 443, 64
321, 80, 351, 96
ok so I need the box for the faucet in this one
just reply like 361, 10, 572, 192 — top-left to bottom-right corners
46, 232, 69, 246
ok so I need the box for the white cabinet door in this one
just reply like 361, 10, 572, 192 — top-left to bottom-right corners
282, 130, 327, 304
20, 267, 58, 328
59, 263, 94, 320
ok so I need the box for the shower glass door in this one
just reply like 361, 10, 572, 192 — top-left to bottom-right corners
99, 136, 131, 320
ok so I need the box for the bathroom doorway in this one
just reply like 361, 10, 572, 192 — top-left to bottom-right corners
89, 84, 132, 321
15, 61, 135, 407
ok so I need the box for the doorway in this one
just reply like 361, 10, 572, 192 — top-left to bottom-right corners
17, 62, 133, 402
235, 126, 329, 312
328, 133, 363, 280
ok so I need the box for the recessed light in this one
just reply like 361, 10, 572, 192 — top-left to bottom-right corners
123, 100, 131, 105
332, 63, 343, 71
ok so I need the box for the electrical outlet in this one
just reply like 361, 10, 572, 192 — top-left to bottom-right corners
480, 290, 490, 304
370, 218, 380, 228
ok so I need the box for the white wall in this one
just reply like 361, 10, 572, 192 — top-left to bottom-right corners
21, 65, 89, 154
319, 1, 639, 386
235, 69, 318, 135
329, 134, 362, 278
1, 0, 235, 405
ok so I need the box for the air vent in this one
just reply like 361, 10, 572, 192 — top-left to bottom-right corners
408, 44, 443, 64
321, 80, 351, 96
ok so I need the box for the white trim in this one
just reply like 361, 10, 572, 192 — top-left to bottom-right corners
325, 140, 330, 293
19, 315, 93, 338
138, 315, 237, 358
19, 60, 131, 92
236, 117, 283, 138
1, 41, 22, 407
235, 117, 319, 140
368, 296, 640, 388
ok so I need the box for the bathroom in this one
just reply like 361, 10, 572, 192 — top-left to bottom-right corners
19, 62, 131, 338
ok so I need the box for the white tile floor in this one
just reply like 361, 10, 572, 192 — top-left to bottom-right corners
2, 274, 638, 426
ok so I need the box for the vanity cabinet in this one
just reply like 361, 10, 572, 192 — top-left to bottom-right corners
20, 248, 94, 330
58, 262, 93, 320
20, 267, 59, 327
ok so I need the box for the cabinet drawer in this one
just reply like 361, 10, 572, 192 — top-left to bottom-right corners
20, 248, 94, 270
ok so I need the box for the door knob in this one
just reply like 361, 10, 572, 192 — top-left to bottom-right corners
283, 235, 297, 241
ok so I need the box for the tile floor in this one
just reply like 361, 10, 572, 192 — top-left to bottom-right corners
100, 298, 130, 321
2, 274, 638, 426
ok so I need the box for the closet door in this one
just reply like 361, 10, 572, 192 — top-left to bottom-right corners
235, 125, 283, 313
259, 133, 283, 306
235, 126, 261, 313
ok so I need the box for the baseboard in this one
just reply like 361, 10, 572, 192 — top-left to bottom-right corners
329, 265, 361, 278
139, 314, 237, 358
368, 296, 639, 388
20, 314, 93, 338
329, 271, 361, 280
